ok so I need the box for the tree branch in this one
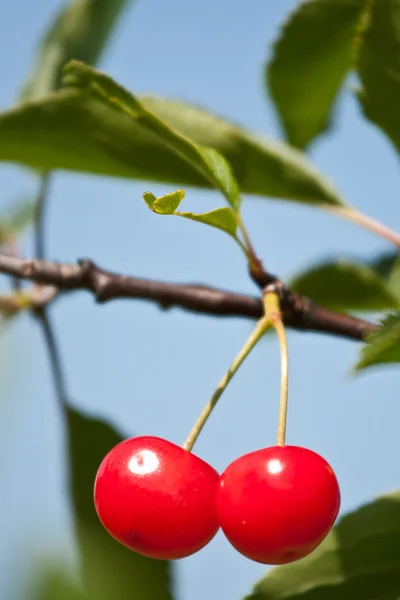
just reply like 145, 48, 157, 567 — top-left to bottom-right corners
0, 253, 377, 341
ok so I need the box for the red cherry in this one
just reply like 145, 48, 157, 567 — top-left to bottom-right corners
94, 436, 219, 560
216, 445, 340, 564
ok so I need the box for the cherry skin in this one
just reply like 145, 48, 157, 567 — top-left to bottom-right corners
216, 445, 340, 564
94, 436, 220, 560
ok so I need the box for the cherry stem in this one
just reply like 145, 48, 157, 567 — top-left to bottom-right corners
183, 315, 272, 452
263, 291, 289, 447
237, 214, 263, 276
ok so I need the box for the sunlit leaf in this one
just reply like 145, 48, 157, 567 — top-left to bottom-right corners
246, 491, 400, 600
0, 70, 345, 208
63, 62, 241, 210
153, 190, 185, 214
267, 0, 365, 149
355, 312, 400, 372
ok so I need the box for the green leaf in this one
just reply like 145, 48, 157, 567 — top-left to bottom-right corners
66, 406, 173, 600
0, 70, 344, 208
153, 189, 185, 214
22, 0, 134, 99
197, 147, 241, 211
290, 258, 399, 311
63, 62, 241, 210
178, 207, 238, 237
357, 0, 400, 153
142, 191, 157, 209
267, 0, 365, 149
355, 312, 400, 371
33, 566, 83, 600
370, 252, 400, 299
246, 491, 400, 600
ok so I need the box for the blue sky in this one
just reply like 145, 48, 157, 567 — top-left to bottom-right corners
1, 1, 400, 599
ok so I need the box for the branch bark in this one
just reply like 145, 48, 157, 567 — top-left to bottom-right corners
0, 253, 377, 341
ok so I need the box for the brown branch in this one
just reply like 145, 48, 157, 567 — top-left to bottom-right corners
0, 253, 377, 341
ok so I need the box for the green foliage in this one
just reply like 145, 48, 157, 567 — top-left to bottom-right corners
370, 252, 400, 298
63, 61, 241, 211
267, 0, 365, 149
152, 190, 186, 215
357, 0, 400, 153
22, 0, 134, 99
246, 491, 400, 600
196, 147, 241, 211
33, 567, 83, 600
143, 189, 239, 239
290, 257, 400, 311
0, 86, 343, 209
66, 406, 173, 600
178, 207, 238, 238
355, 312, 400, 372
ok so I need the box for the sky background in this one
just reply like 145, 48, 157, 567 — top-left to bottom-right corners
1, 1, 400, 599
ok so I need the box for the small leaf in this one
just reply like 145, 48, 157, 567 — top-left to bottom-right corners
357, 0, 400, 153
246, 491, 400, 600
267, 0, 365, 148
0, 72, 345, 208
178, 207, 238, 238
66, 406, 173, 600
153, 190, 185, 214
22, 0, 135, 100
142, 191, 157, 209
290, 258, 399, 312
355, 312, 400, 372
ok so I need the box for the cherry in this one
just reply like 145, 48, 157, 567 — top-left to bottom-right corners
216, 445, 340, 564
94, 435, 219, 560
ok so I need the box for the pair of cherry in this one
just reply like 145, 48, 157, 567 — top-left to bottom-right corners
94, 435, 340, 564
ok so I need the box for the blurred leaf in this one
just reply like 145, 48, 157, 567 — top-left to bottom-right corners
178, 207, 238, 237
153, 190, 185, 214
267, 0, 365, 149
66, 406, 173, 600
22, 0, 134, 100
0, 77, 344, 209
246, 491, 400, 600
0, 200, 35, 244
370, 252, 400, 298
357, 0, 400, 153
355, 312, 400, 371
33, 566, 83, 600
290, 258, 399, 311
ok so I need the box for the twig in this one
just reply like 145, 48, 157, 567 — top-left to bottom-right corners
0, 253, 377, 341
35, 307, 68, 411
33, 173, 68, 410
